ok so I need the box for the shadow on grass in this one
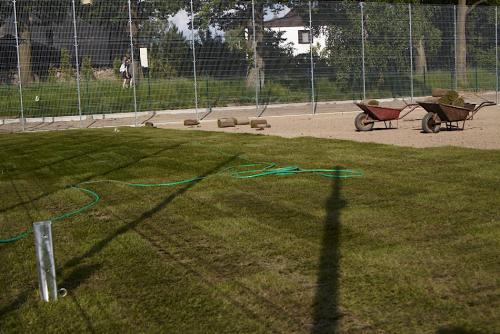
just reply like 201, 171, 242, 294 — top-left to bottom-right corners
0, 154, 238, 319
436, 327, 488, 334
5, 136, 132, 177
0, 263, 103, 321
0, 142, 184, 215
0, 143, 191, 319
61, 154, 238, 270
60, 264, 102, 334
312, 169, 345, 334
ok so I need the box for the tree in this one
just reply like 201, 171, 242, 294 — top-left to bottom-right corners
0, 0, 71, 82
188, 0, 307, 89
455, 0, 491, 86
0, 0, 184, 83
432, 0, 499, 87
409, 4, 442, 76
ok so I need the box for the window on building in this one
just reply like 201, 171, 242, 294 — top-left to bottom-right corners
298, 30, 312, 44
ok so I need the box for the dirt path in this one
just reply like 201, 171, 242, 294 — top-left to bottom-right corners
156, 105, 500, 150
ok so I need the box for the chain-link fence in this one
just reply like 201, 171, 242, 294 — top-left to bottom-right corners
0, 0, 498, 130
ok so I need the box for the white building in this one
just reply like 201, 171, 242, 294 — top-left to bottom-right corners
264, 9, 327, 56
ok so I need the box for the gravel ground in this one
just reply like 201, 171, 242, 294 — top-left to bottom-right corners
154, 103, 500, 150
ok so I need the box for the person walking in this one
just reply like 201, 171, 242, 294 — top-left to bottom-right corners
126, 57, 133, 88
120, 57, 131, 88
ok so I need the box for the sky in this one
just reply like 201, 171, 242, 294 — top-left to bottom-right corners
168, 6, 291, 39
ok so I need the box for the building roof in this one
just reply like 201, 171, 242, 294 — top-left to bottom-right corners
264, 9, 305, 28
0, 15, 16, 38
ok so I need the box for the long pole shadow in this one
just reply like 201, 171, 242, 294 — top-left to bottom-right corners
0, 142, 185, 215
312, 169, 345, 334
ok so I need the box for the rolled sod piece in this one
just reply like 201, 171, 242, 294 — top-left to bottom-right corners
218, 118, 237, 128
250, 119, 268, 128
235, 118, 250, 125
184, 119, 200, 126
432, 88, 451, 97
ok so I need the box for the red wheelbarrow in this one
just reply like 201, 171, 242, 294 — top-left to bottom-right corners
418, 100, 496, 133
354, 102, 420, 131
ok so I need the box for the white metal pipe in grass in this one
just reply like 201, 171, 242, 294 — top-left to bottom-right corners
33, 221, 58, 302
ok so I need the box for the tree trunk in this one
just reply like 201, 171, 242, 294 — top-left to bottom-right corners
18, 29, 33, 83
456, 0, 468, 87
415, 37, 427, 76
246, 4, 265, 89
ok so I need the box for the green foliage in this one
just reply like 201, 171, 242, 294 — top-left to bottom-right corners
149, 58, 178, 78
113, 57, 122, 78
81, 56, 94, 81
141, 21, 191, 78
59, 48, 74, 80
47, 66, 58, 83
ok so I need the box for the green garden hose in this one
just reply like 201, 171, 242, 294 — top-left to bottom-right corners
0, 161, 362, 245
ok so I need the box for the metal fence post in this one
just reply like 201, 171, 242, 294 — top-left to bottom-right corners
309, 1, 316, 114
496, 6, 498, 104
127, 0, 138, 127
408, 4, 414, 101
252, 0, 259, 112
33, 221, 58, 302
360, 2, 366, 101
12, 0, 25, 132
190, 0, 199, 120
71, 0, 83, 128
454, 5, 458, 90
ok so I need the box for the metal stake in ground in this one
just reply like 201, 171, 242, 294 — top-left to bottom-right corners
33, 221, 58, 302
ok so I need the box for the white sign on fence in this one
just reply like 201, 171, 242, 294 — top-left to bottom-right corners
140, 48, 149, 68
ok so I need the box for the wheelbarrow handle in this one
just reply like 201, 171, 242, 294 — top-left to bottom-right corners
474, 101, 497, 111
398, 103, 420, 120
468, 101, 496, 120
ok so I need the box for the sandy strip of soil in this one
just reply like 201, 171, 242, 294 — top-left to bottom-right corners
2, 96, 499, 150
155, 105, 500, 150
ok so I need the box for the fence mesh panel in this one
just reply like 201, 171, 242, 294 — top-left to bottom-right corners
0, 1, 19, 119
364, 2, 412, 99
194, 1, 255, 112
466, 6, 496, 92
75, 0, 133, 116
313, 1, 364, 107
0, 1, 498, 130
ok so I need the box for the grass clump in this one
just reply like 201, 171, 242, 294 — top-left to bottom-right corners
438, 90, 465, 107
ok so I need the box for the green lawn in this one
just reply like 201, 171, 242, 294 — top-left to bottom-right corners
0, 128, 499, 333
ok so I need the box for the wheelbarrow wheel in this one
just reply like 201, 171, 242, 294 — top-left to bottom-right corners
355, 113, 374, 131
422, 112, 441, 133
